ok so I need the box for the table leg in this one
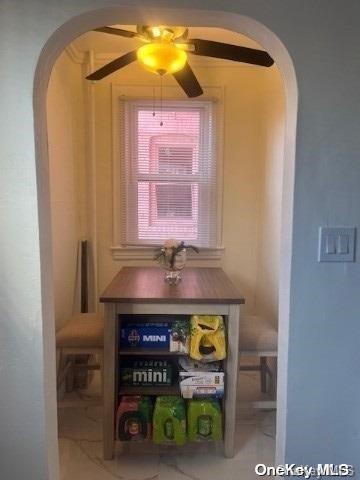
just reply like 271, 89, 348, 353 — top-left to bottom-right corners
103, 303, 116, 459
224, 304, 240, 458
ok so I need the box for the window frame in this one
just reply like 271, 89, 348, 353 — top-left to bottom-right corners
111, 85, 224, 260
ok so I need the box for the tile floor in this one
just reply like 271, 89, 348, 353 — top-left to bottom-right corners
58, 364, 276, 480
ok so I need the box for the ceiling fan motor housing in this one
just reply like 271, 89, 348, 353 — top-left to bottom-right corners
138, 25, 189, 42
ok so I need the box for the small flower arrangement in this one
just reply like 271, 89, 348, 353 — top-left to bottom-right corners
155, 239, 199, 269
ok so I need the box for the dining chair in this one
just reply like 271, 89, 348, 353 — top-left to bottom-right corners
56, 312, 104, 407
239, 315, 278, 409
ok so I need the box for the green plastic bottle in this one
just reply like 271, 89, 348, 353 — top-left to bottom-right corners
153, 396, 186, 445
187, 399, 222, 442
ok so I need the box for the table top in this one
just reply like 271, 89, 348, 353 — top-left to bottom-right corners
100, 267, 245, 304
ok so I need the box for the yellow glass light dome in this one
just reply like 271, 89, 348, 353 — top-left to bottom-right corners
137, 42, 187, 75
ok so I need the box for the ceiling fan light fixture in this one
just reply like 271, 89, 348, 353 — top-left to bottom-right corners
137, 42, 187, 75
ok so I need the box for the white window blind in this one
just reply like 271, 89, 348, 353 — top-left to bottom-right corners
120, 100, 217, 248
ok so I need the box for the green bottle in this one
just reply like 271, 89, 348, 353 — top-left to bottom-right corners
153, 396, 186, 445
187, 399, 222, 442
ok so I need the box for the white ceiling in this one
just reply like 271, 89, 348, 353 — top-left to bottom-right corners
71, 25, 263, 66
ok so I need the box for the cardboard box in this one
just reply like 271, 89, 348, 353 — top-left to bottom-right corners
120, 359, 173, 386
120, 323, 171, 349
179, 371, 225, 399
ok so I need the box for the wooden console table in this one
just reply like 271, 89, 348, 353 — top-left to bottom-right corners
100, 267, 244, 459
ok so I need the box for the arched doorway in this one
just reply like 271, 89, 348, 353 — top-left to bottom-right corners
34, 6, 297, 476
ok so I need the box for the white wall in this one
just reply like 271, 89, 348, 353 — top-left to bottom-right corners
255, 70, 285, 324
47, 51, 86, 328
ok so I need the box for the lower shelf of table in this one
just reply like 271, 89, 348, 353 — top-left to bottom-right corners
118, 385, 181, 396
114, 440, 224, 452
118, 348, 187, 356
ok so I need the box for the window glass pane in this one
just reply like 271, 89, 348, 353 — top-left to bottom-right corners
156, 184, 192, 218
138, 109, 200, 175
158, 146, 193, 175
137, 181, 198, 241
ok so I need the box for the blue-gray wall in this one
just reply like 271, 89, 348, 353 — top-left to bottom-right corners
0, 1, 359, 478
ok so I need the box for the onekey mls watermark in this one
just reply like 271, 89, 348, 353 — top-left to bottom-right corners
255, 464, 355, 478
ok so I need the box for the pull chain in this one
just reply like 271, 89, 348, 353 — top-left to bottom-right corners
152, 87, 155, 117
160, 75, 163, 127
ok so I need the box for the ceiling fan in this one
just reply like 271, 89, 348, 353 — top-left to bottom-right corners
86, 25, 274, 98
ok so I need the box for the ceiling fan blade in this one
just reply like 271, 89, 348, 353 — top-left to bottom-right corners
86, 50, 137, 80
173, 62, 203, 98
188, 38, 274, 67
94, 26, 137, 38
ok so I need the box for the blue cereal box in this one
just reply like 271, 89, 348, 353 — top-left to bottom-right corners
120, 323, 171, 349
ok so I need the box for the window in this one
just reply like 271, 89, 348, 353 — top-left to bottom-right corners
120, 100, 217, 248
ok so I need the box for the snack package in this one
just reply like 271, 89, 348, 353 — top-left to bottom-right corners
179, 371, 224, 399
179, 357, 221, 372
152, 396, 186, 445
170, 319, 190, 354
187, 399, 222, 442
190, 315, 226, 362
178, 357, 224, 399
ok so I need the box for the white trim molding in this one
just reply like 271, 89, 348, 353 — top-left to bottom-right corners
110, 245, 224, 260
33, 7, 297, 477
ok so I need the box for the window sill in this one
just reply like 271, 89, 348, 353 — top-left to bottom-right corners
110, 245, 225, 261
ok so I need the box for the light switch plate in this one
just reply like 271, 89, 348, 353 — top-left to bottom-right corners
318, 227, 356, 262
